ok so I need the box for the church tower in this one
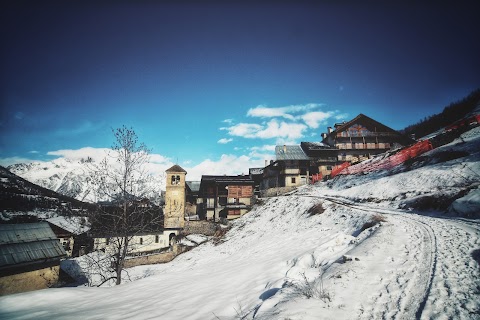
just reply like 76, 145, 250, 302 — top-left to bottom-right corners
164, 165, 187, 229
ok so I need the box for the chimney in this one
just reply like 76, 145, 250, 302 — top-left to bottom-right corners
283, 145, 287, 153
327, 127, 332, 134
265, 160, 268, 167
321, 133, 327, 139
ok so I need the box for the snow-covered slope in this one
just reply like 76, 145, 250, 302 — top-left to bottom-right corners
1, 128, 478, 319
8, 158, 164, 203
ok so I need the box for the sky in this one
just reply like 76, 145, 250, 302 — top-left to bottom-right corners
1, 1, 479, 178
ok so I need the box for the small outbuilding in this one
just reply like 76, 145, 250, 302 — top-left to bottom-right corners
0, 222, 67, 296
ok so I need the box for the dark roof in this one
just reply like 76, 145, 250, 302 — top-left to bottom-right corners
275, 145, 310, 161
324, 113, 414, 145
0, 222, 66, 269
166, 164, 187, 173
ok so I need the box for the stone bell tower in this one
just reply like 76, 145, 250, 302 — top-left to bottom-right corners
164, 164, 187, 229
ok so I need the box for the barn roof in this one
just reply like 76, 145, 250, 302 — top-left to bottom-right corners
47, 216, 90, 235
0, 222, 66, 269
275, 145, 311, 161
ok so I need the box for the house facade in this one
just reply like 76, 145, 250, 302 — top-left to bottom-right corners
93, 230, 179, 255
47, 216, 90, 257
198, 175, 255, 221
259, 114, 415, 192
322, 114, 414, 165
0, 222, 66, 295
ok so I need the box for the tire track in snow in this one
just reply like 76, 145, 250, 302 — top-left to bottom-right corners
297, 194, 438, 319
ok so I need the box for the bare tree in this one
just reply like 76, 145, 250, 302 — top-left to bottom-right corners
87, 126, 162, 285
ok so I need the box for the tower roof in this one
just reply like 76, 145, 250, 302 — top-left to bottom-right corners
166, 164, 187, 173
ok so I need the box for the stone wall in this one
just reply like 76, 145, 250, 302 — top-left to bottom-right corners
260, 186, 296, 198
124, 245, 190, 268
182, 221, 218, 236
0, 265, 60, 296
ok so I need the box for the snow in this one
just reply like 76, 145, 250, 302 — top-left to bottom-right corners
1, 127, 479, 319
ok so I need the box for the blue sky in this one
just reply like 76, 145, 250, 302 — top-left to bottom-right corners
1, 2, 479, 178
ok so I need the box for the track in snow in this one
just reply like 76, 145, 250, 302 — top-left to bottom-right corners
295, 194, 479, 319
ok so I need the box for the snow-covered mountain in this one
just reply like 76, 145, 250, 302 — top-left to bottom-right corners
0, 165, 94, 221
7, 158, 165, 204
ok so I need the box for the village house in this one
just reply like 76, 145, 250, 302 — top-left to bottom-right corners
47, 216, 91, 257
198, 175, 255, 221
0, 222, 67, 295
321, 113, 414, 165
260, 114, 414, 194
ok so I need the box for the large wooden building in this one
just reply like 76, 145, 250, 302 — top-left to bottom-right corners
198, 175, 255, 221
259, 114, 414, 193
322, 113, 414, 164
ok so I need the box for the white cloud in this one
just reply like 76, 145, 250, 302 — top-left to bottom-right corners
28, 150, 39, 154
250, 145, 276, 152
301, 111, 334, 129
222, 119, 234, 124
184, 154, 266, 181
225, 120, 307, 140
218, 138, 233, 144
224, 123, 263, 138
256, 120, 307, 140
247, 103, 321, 120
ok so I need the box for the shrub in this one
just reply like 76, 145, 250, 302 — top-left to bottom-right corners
307, 202, 325, 216
360, 214, 386, 232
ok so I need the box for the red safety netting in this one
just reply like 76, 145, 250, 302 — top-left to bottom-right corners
336, 139, 433, 176
330, 162, 350, 178
311, 173, 323, 184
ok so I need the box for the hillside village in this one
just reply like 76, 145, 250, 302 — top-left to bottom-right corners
0, 94, 479, 319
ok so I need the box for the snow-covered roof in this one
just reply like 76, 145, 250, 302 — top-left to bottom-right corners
47, 216, 90, 235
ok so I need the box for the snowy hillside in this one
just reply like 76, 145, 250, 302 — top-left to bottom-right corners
8, 158, 164, 204
1, 128, 479, 319
0, 166, 93, 221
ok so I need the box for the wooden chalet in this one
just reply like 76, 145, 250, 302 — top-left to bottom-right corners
0, 222, 67, 295
259, 114, 415, 193
322, 113, 414, 164
198, 175, 255, 221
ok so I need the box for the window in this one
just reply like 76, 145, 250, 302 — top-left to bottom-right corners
155, 235, 159, 243
139, 237, 143, 245
291, 177, 296, 184
106, 238, 110, 245
171, 175, 180, 185
327, 166, 332, 170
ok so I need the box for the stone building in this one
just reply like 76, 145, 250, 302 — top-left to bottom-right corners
164, 164, 187, 230
0, 222, 66, 295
